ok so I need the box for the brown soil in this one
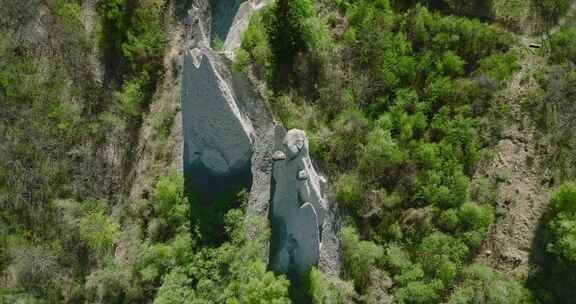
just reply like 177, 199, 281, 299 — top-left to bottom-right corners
472, 47, 551, 280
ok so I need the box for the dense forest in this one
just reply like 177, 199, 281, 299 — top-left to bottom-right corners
1, 0, 576, 303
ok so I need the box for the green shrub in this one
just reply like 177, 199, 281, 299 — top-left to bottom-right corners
79, 211, 119, 255
341, 227, 384, 291
85, 264, 133, 303
547, 182, 576, 265
238, 10, 273, 79
448, 264, 530, 304
477, 52, 520, 84
308, 267, 329, 303
359, 127, 405, 176
549, 26, 576, 64
418, 232, 468, 284
114, 78, 144, 116
154, 210, 290, 304
395, 280, 443, 304
536, 0, 570, 20
457, 202, 493, 248
153, 268, 195, 304
492, 0, 525, 30
53, 0, 84, 31
335, 172, 364, 209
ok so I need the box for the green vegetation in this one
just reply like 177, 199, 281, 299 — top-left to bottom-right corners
546, 183, 576, 265
97, 0, 166, 117
549, 26, 576, 64
448, 264, 531, 303
2, 0, 576, 302
528, 182, 576, 302
537, 0, 571, 21
524, 25, 576, 183
239, 0, 527, 302
306, 267, 357, 303
341, 227, 383, 291
153, 200, 290, 304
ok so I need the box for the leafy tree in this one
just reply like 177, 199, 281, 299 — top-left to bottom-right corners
307, 267, 357, 304
457, 202, 494, 248
79, 211, 119, 256
154, 210, 290, 304
359, 127, 405, 176
547, 182, 576, 265
269, 0, 315, 87
153, 267, 195, 304
448, 264, 531, 303
536, 0, 570, 21
549, 26, 576, 64
341, 227, 384, 291
395, 280, 443, 304
335, 172, 364, 209
417, 232, 468, 284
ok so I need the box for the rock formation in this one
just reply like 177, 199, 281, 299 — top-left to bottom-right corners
269, 127, 329, 275
181, 49, 255, 183
179, 0, 340, 276
181, 0, 256, 202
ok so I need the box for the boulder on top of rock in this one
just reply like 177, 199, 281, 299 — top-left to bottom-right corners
269, 127, 329, 276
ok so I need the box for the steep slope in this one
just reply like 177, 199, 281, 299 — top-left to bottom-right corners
473, 47, 552, 279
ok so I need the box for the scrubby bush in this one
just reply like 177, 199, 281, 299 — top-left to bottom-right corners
341, 227, 384, 291
536, 0, 570, 21
448, 264, 530, 303
547, 182, 576, 265
79, 211, 120, 256
236, 11, 273, 77
307, 267, 357, 304
153, 267, 195, 304
114, 78, 144, 116
395, 280, 443, 304
155, 210, 290, 304
53, 0, 84, 32
549, 26, 576, 64
153, 172, 188, 234
335, 172, 364, 209
359, 127, 405, 176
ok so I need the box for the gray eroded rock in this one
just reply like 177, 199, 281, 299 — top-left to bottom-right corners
272, 150, 286, 161
269, 127, 329, 276
181, 47, 255, 198
179, 0, 341, 275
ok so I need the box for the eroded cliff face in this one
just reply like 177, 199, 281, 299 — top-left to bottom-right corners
180, 0, 340, 276
181, 49, 255, 199
269, 128, 328, 275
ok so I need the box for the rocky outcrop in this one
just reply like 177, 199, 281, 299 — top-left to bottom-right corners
181, 0, 257, 202
269, 128, 330, 275
222, 0, 270, 58
180, 0, 340, 276
181, 49, 255, 181
210, 0, 244, 44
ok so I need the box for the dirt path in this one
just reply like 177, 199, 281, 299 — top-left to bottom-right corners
472, 47, 552, 279
81, 0, 104, 83
472, 1, 576, 280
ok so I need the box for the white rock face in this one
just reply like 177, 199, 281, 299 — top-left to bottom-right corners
223, 0, 271, 59
179, 0, 341, 275
269, 128, 329, 275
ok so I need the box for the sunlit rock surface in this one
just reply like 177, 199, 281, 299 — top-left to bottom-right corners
179, 0, 340, 274
269, 128, 329, 275
222, 0, 270, 58
182, 51, 254, 171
